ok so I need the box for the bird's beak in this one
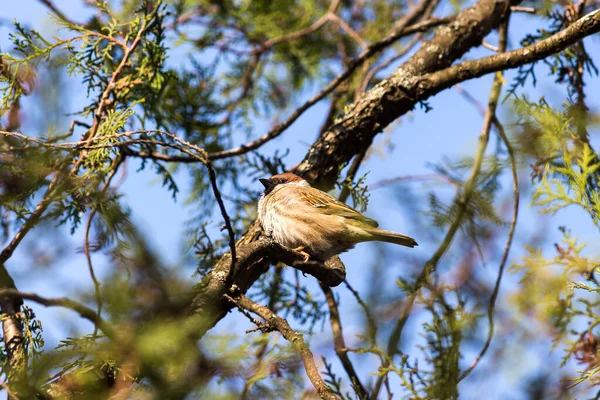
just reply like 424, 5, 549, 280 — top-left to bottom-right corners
259, 178, 274, 190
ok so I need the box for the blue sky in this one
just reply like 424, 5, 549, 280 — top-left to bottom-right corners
2, 1, 600, 398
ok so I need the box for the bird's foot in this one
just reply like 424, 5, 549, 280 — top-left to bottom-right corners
292, 246, 311, 262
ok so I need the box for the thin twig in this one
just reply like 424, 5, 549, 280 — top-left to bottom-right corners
83, 157, 124, 334
459, 116, 519, 381
481, 41, 499, 52
369, 173, 457, 189
207, 15, 452, 161
328, 13, 368, 50
344, 280, 378, 342
207, 163, 237, 281
510, 5, 537, 13
256, 0, 341, 51
227, 294, 338, 400
320, 283, 368, 399
454, 84, 487, 115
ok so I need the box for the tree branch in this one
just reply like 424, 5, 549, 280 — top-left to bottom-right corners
190, 235, 345, 337
226, 293, 338, 400
0, 265, 24, 377
320, 283, 368, 399
415, 9, 600, 97
0, 289, 115, 339
459, 115, 519, 381
295, 0, 514, 188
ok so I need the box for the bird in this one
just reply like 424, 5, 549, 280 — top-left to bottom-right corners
257, 172, 417, 261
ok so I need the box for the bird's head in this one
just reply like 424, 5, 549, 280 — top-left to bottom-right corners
259, 173, 309, 195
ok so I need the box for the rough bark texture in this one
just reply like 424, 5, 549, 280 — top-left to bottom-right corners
190, 231, 346, 336
295, 0, 514, 188
191, 0, 516, 338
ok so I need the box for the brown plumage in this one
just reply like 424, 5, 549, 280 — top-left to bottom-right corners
257, 173, 417, 261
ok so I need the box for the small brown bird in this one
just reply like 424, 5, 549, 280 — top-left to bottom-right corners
257, 173, 417, 261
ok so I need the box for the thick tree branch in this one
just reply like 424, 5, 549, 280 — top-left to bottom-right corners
190, 235, 345, 336
415, 9, 600, 98
295, 0, 514, 188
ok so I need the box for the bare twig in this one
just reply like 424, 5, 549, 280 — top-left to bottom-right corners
454, 84, 487, 115
459, 116, 519, 381
328, 13, 367, 50
481, 41, 499, 52
320, 283, 368, 399
369, 173, 457, 189
207, 163, 237, 280
344, 280, 378, 342
83, 157, 124, 333
227, 294, 338, 400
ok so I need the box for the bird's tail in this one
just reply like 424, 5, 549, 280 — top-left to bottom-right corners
364, 228, 418, 248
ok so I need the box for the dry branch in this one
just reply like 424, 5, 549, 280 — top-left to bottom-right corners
227, 293, 338, 400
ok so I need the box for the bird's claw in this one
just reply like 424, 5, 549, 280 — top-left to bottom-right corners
292, 246, 311, 262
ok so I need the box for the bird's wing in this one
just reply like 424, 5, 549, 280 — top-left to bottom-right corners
299, 186, 379, 227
